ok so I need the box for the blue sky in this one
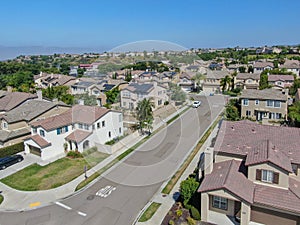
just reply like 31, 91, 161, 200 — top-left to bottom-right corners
0, 0, 300, 50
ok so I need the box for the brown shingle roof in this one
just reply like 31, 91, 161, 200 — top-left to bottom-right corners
240, 89, 287, 101
253, 61, 274, 68
65, 130, 92, 143
0, 92, 36, 112
268, 75, 294, 82
245, 140, 293, 172
198, 160, 255, 204
30, 105, 110, 131
254, 184, 300, 214
236, 73, 260, 81
28, 134, 51, 148
214, 120, 300, 164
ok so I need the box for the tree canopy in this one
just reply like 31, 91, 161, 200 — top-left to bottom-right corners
135, 98, 154, 134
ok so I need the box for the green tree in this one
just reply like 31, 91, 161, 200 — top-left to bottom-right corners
42, 86, 74, 105
225, 99, 240, 121
74, 93, 97, 106
135, 98, 154, 134
259, 73, 270, 90
105, 88, 120, 104
288, 101, 300, 127
170, 83, 186, 102
290, 79, 300, 95
180, 177, 199, 206
192, 73, 205, 91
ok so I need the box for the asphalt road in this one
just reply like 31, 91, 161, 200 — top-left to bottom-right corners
0, 95, 225, 225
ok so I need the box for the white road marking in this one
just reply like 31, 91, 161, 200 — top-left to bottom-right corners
55, 202, 72, 210
96, 185, 116, 198
77, 211, 87, 217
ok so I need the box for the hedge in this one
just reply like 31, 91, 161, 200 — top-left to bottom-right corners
0, 142, 24, 158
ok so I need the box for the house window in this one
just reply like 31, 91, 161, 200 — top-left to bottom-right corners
32, 127, 37, 134
158, 99, 162, 105
97, 122, 100, 129
246, 110, 251, 116
212, 196, 228, 210
276, 113, 282, 119
255, 100, 259, 105
274, 101, 281, 108
256, 169, 279, 184
78, 123, 83, 129
84, 124, 89, 130
40, 130, 45, 137
57, 126, 68, 135
266, 100, 274, 107
108, 131, 111, 138
119, 127, 122, 134
92, 125, 95, 130
102, 121, 105, 127
242, 99, 249, 106
123, 102, 126, 107
2, 122, 7, 129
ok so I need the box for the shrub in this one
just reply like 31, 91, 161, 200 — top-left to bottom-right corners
168, 219, 175, 225
176, 209, 183, 217
164, 101, 169, 105
187, 216, 196, 225
105, 139, 116, 145
0, 142, 24, 158
66, 150, 83, 158
190, 206, 201, 220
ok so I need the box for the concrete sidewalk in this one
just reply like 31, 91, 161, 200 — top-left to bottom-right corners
0, 104, 189, 212
134, 116, 221, 225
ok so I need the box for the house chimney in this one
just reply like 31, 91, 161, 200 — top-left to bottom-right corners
204, 147, 214, 175
37, 90, 43, 100
6, 86, 12, 92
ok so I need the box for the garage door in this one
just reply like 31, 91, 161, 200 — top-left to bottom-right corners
29, 145, 41, 156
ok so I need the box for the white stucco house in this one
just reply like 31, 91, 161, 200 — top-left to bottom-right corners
24, 105, 123, 160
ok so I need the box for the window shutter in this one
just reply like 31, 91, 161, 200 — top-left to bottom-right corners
273, 172, 279, 184
256, 169, 262, 181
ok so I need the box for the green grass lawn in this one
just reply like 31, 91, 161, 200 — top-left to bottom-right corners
0, 195, 3, 205
138, 202, 161, 222
0, 150, 109, 191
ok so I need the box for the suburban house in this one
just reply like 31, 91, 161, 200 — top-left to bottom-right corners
234, 73, 260, 90
253, 61, 274, 74
0, 100, 70, 148
34, 72, 76, 89
239, 89, 288, 122
279, 60, 300, 78
120, 82, 168, 110
202, 70, 230, 94
24, 105, 123, 160
268, 74, 294, 90
178, 72, 194, 92
199, 120, 300, 225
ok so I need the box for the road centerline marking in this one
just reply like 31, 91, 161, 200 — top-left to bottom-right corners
55, 201, 72, 210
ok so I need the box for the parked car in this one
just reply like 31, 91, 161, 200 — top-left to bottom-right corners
192, 101, 202, 108
0, 154, 24, 170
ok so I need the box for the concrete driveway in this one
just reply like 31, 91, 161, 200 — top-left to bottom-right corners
0, 152, 42, 179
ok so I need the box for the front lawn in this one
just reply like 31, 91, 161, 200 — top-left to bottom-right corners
0, 194, 3, 204
0, 149, 109, 191
139, 202, 161, 222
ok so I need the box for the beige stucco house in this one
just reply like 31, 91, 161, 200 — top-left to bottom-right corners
202, 70, 230, 94
234, 73, 260, 90
240, 89, 288, 122
120, 82, 168, 110
199, 120, 300, 225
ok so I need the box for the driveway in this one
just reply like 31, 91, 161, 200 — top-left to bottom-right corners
0, 152, 42, 179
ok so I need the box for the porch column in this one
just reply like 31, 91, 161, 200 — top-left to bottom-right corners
201, 193, 209, 222
241, 202, 251, 225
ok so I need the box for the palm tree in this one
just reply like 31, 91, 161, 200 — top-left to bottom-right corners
220, 75, 231, 92
192, 73, 205, 91
136, 98, 154, 134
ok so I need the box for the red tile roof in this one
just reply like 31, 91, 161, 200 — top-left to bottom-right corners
30, 105, 110, 131
65, 130, 92, 143
245, 140, 293, 172
214, 120, 300, 164
198, 160, 255, 204
28, 134, 51, 148
254, 184, 300, 214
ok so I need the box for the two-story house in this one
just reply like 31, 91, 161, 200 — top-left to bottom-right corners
34, 72, 76, 89
199, 120, 300, 225
178, 72, 194, 92
279, 60, 300, 78
253, 61, 274, 74
202, 70, 230, 94
240, 89, 288, 122
120, 82, 168, 110
234, 73, 260, 90
24, 105, 123, 160
0, 100, 69, 147
268, 74, 294, 90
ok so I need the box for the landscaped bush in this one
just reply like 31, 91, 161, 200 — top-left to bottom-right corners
66, 150, 83, 158
187, 216, 196, 225
190, 206, 201, 220
0, 142, 24, 158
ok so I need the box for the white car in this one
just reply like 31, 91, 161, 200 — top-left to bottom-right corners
192, 101, 201, 108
